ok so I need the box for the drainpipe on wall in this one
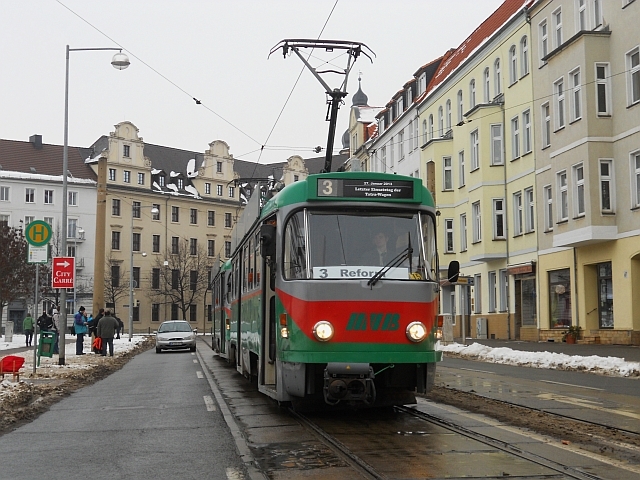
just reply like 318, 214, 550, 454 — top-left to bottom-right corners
500, 98, 512, 340
573, 247, 579, 329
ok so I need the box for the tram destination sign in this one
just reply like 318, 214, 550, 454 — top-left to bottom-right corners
317, 178, 414, 199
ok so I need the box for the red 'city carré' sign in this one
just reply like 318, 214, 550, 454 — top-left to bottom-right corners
52, 257, 75, 289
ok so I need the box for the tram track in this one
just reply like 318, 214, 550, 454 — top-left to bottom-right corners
286, 401, 626, 480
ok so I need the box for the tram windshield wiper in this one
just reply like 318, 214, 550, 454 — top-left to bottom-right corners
367, 245, 412, 288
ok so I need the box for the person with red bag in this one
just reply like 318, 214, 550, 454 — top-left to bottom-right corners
97, 309, 119, 357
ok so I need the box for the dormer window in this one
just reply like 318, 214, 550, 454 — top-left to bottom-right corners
159, 175, 165, 187
379, 117, 385, 131
177, 178, 184, 189
419, 73, 427, 95
397, 96, 404, 114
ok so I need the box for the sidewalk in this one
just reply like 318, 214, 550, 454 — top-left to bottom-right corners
455, 338, 640, 363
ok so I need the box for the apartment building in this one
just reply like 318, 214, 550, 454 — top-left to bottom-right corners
530, 0, 640, 344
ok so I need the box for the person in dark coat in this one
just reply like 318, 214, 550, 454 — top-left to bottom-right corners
36, 311, 54, 332
97, 309, 119, 357
115, 316, 123, 339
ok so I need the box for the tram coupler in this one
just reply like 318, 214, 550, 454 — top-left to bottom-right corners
323, 362, 376, 405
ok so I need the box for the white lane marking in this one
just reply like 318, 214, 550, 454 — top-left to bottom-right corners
457, 367, 496, 374
226, 467, 245, 479
540, 380, 603, 391
203, 395, 216, 411
196, 371, 204, 379
191, 352, 195, 355
193, 359, 198, 363
537, 392, 640, 420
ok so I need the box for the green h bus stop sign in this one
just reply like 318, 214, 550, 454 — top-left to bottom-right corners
25, 220, 52, 247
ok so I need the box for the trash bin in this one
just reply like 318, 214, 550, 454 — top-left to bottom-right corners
38, 330, 56, 366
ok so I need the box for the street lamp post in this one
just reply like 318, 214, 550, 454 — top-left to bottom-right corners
59, 45, 129, 365
73, 226, 84, 311
129, 204, 158, 341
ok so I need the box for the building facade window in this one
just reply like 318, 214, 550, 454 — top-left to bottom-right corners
542, 103, 551, 148
597, 262, 614, 328
25, 188, 35, 203
553, 7, 563, 48
520, 36, 529, 76
176, 178, 183, 189
208, 210, 215, 226
469, 79, 476, 108
446, 100, 452, 131
108, 168, 116, 181
216, 161, 222, 173
474, 275, 482, 313
136, 172, 144, 185
190, 238, 197, 256
216, 184, 222, 196
511, 116, 520, 159
399, 130, 404, 159
488, 271, 496, 313
171, 236, 179, 254
228, 186, 235, 198
554, 78, 565, 129
422, 120, 427, 145
123, 170, 130, 183
493, 198, 505, 239
225, 241, 231, 257
111, 231, 121, 250
443, 157, 453, 190
112, 199, 121, 216
472, 201, 482, 242
509, 45, 517, 85
171, 270, 179, 290
190, 208, 197, 225
573, 163, 585, 217
470, 129, 479, 170
133, 267, 140, 288
494, 58, 501, 96
524, 187, 535, 233
539, 20, 548, 63
499, 269, 508, 312
570, 68, 582, 121
152, 268, 160, 290
152, 304, 160, 321
208, 239, 215, 257
25, 215, 35, 226
171, 206, 179, 223
627, 47, 640, 106
111, 265, 120, 287
558, 171, 568, 221
205, 182, 211, 194
44, 190, 54, 204
0, 186, 9, 201
514, 192, 523, 236
152, 234, 160, 253
428, 115, 434, 141
225, 212, 232, 228
152, 204, 160, 220
190, 304, 197, 322
132, 233, 141, 252
576, 0, 587, 31
632, 151, 640, 208
460, 214, 467, 252
123, 144, 130, 157
459, 151, 465, 187
68, 191, 77, 206
544, 185, 553, 231
549, 268, 571, 328
484, 67, 491, 103
599, 159, 614, 213
445, 219, 454, 253
596, 63, 610, 115
522, 110, 532, 153
132, 201, 141, 219
491, 124, 503, 165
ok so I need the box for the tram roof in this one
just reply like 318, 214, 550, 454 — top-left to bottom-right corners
260, 172, 434, 218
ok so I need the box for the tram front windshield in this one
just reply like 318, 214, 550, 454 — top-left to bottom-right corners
283, 210, 437, 281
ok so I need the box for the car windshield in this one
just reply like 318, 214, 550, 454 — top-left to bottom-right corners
283, 209, 437, 281
158, 322, 192, 333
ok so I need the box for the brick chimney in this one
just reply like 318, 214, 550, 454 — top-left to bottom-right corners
29, 134, 43, 149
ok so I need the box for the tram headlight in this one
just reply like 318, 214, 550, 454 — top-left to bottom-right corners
313, 321, 334, 342
280, 327, 289, 338
406, 321, 428, 343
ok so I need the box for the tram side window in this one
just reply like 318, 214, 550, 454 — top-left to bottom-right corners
254, 231, 261, 287
420, 213, 437, 280
283, 211, 308, 279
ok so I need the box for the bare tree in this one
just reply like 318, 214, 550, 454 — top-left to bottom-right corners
149, 237, 213, 320
104, 251, 129, 317
0, 225, 36, 323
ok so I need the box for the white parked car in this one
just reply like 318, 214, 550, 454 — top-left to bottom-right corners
155, 320, 196, 353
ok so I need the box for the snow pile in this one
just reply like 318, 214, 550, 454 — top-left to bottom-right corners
438, 342, 640, 377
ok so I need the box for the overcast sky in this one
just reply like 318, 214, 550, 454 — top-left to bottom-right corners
2, 0, 504, 165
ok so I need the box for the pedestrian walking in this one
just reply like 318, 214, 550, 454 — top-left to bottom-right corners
51, 306, 60, 354
74, 306, 89, 355
115, 316, 124, 339
23, 312, 34, 347
36, 311, 53, 332
89, 308, 103, 354
97, 309, 119, 357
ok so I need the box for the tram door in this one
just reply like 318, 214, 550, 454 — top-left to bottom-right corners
260, 223, 277, 389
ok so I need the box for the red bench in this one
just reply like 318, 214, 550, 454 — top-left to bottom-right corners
0, 355, 25, 382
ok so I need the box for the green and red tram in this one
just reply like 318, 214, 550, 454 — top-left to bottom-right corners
211, 171, 458, 408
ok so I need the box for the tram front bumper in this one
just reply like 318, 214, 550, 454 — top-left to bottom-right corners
323, 362, 375, 405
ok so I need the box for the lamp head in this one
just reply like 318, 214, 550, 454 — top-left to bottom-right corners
111, 52, 130, 70
150, 207, 159, 214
